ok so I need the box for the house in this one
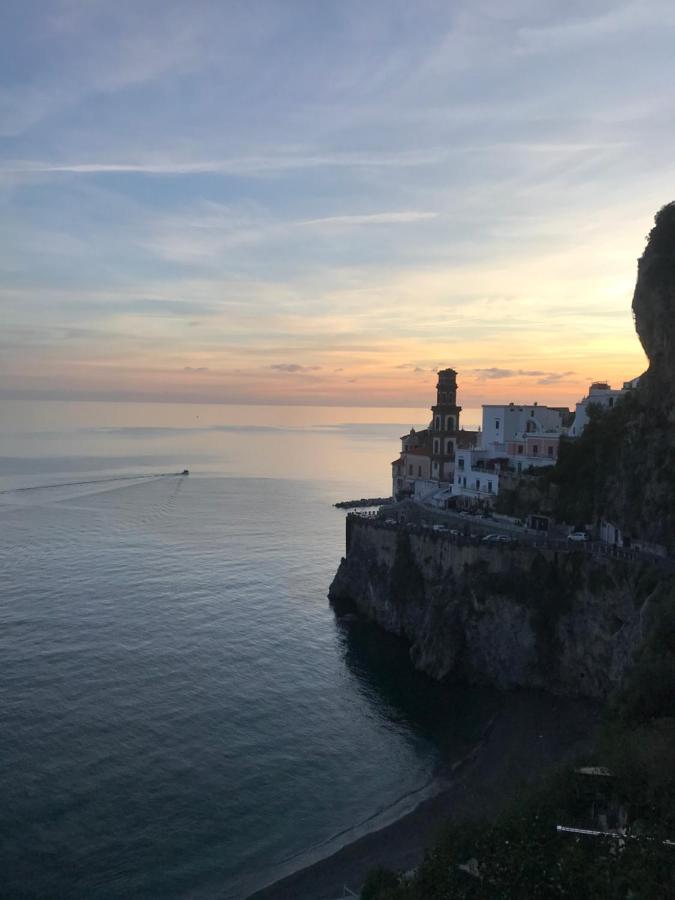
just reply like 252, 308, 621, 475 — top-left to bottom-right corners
568, 378, 640, 437
453, 402, 570, 507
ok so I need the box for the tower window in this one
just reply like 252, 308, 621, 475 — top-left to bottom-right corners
495, 419, 500, 431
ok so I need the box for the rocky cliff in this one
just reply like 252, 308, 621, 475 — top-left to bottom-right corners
329, 519, 664, 699
556, 201, 675, 549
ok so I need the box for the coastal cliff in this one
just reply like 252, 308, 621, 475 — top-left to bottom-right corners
329, 518, 664, 699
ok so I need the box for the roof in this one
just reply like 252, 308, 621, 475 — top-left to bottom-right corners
456, 430, 480, 449
399, 427, 430, 442
391, 458, 402, 466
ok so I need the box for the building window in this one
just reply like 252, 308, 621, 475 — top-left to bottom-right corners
433, 439, 440, 454
475, 479, 480, 491
463, 477, 467, 487
487, 481, 492, 493
408, 464, 413, 475
418, 465, 422, 477
495, 418, 500, 431
547, 446, 554, 457
532, 445, 538, 455
435, 416, 440, 430
517, 445, 523, 454
458, 458, 464, 470
445, 415, 455, 430
445, 438, 453, 454
608, 397, 614, 407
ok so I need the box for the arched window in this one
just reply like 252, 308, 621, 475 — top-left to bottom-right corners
435, 416, 441, 430
445, 415, 455, 431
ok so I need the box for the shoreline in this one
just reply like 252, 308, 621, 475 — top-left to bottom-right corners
247, 691, 599, 900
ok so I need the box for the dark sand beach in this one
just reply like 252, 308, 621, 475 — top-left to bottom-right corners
248, 692, 599, 900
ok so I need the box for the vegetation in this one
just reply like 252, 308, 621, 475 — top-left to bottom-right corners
548, 393, 641, 528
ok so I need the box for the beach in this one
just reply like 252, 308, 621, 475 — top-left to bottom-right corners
249, 691, 599, 900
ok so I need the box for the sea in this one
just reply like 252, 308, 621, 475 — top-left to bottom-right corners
0, 398, 509, 900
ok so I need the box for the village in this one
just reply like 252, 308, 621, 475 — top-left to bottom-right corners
387, 367, 646, 552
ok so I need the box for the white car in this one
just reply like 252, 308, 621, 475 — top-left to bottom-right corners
567, 531, 590, 542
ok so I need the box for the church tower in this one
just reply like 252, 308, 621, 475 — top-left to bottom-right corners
429, 368, 462, 482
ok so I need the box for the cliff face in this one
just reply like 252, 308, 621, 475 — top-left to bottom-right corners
633, 202, 675, 394
330, 520, 662, 699
616, 203, 675, 548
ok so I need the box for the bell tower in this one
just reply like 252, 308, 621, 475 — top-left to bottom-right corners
429, 368, 462, 482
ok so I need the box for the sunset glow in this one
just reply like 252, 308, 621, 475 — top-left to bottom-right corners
4, 1, 670, 410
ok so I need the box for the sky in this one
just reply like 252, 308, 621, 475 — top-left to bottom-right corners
2, 0, 672, 409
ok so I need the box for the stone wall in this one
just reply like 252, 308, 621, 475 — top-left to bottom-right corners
331, 517, 661, 699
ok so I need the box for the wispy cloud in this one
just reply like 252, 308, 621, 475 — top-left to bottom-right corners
269, 363, 322, 373
1, 149, 443, 178
298, 211, 437, 227
472, 368, 576, 383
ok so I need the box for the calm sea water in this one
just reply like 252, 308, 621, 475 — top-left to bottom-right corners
0, 400, 497, 899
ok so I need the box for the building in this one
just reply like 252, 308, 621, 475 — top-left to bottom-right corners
453, 401, 570, 507
391, 369, 479, 500
568, 378, 640, 437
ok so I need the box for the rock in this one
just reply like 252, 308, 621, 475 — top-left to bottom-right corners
329, 519, 654, 699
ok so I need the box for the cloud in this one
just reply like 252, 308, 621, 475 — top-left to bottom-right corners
269, 363, 322, 373
473, 367, 521, 380
537, 370, 576, 385
183, 366, 209, 373
472, 368, 575, 382
298, 211, 437, 227
2, 149, 443, 179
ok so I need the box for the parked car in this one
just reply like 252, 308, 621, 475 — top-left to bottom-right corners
481, 533, 500, 543
432, 524, 448, 532
567, 531, 590, 542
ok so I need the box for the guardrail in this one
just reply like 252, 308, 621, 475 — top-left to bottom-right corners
346, 512, 675, 568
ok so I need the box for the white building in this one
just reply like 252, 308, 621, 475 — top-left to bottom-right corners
453, 402, 570, 507
568, 378, 640, 437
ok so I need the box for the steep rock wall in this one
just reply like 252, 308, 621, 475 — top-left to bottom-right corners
330, 519, 660, 699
